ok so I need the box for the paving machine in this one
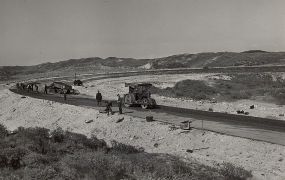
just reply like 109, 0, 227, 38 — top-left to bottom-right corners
124, 83, 156, 109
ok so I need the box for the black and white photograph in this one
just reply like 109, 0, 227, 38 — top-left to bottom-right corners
0, 0, 285, 179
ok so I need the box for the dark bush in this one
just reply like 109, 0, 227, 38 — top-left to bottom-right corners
271, 88, 285, 104
151, 80, 217, 100
111, 140, 144, 154
219, 162, 252, 180
50, 127, 65, 143
0, 147, 27, 169
17, 126, 49, 141
230, 90, 252, 100
212, 73, 285, 102
0, 154, 8, 168
173, 80, 217, 100
0, 124, 8, 138
64, 132, 107, 151
0, 124, 250, 179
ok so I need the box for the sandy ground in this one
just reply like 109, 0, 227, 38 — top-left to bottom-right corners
75, 73, 285, 120
0, 88, 285, 180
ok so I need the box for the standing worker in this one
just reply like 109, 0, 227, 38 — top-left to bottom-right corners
96, 90, 102, 106
35, 84, 39, 93
27, 84, 31, 92
105, 101, 113, 116
44, 84, 48, 94
117, 94, 123, 114
63, 89, 67, 101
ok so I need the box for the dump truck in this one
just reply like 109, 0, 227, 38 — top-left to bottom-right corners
124, 83, 156, 109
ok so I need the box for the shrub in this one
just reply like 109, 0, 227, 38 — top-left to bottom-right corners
0, 124, 8, 138
230, 90, 252, 100
173, 80, 217, 100
111, 140, 144, 154
0, 147, 27, 169
0, 154, 8, 168
17, 127, 49, 142
219, 162, 252, 180
66, 132, 107, 150
151, 80, 217, 100
50, 127, 65, 143
271, 88, 285, 104
203, 66, 209, 70
0, 125, 250, 179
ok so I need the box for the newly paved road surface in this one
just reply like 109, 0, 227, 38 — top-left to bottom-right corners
10, 89, 285, 146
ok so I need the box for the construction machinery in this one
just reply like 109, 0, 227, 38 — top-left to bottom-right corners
48, 81, 79, 95
73, 73, 83, 86
73, 80, 83, 86
124, 83, 156, 109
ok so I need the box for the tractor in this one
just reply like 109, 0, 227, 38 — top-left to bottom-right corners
124, 83, 156, 109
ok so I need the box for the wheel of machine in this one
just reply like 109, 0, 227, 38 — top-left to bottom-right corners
141, 98, 149, 109
124, 94, 133, 107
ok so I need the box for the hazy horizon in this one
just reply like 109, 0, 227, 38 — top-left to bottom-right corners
1, 0, 285, 66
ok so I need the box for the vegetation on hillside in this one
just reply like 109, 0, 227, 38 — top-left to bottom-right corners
151, 73, 285, 104
0, 124, 252, 180
151, 80, 217, 100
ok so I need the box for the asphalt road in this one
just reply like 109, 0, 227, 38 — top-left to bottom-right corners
10, 88, 285, 146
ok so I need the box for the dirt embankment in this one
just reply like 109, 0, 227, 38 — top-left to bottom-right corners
0, 89, 284, 179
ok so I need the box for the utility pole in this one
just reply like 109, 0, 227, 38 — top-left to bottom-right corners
74, 73, 76, 81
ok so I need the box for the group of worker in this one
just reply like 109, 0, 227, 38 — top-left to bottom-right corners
96, 90, 123, 115
17, 83, 69, 101
16, 83, 39, 93
16, 82, 123, 115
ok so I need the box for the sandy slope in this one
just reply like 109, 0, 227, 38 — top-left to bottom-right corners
0, 88, 284, 179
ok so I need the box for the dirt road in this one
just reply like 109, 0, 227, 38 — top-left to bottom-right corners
10, 88, 285, 146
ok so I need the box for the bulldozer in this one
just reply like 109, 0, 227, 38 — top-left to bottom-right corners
124, 83, 156, 109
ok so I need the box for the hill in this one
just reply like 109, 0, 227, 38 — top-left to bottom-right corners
151, 51, 285, 69
1, 51, 285, 81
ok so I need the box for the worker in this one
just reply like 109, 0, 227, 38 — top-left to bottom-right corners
27, 84, 31, 92
44, 84, 48, 94
117, 94, 123, 114
96, 90, 102, 106
21, 83, 25, 90
63, 89, 67, 101
105, 101, 113, 116
35, 84, 39, 93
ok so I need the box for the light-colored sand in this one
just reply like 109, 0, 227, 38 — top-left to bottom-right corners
76, 73, 225, 99
0, 88, 284, 180
76, 74, 285, 120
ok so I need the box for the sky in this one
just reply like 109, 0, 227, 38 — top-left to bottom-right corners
0, 0, 285, 66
